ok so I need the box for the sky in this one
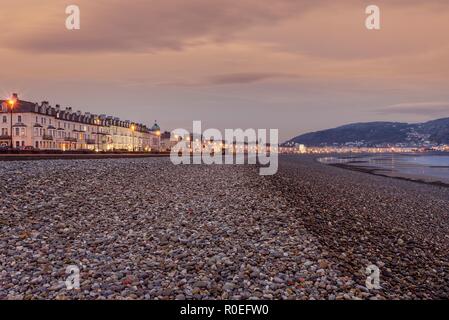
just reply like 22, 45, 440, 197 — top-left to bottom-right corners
1, 0, 448, 141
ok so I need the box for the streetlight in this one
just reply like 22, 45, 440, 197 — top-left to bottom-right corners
155, 130, 161, 152
130, 124, 135, 152
7, 97, 16, 149
94, 118, 100, 152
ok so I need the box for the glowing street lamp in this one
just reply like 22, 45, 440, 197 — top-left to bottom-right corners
155, 130, 161, 152
7, 97, 17, 149
94, 118, 101, 152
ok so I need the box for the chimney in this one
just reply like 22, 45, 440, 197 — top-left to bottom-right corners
55, 104, 60, 112
12, 93, 18, 99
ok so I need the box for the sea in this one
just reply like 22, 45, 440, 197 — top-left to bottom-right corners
318, 153, 449, 184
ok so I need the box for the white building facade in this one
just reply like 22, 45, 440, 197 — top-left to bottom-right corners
0, 94, 160, 151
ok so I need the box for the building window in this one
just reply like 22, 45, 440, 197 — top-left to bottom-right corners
18, 115, 22, 123
16, 141, 20, 147
2, 116, 6, 123
15, 128, 20, 136
1, 128, 7, 135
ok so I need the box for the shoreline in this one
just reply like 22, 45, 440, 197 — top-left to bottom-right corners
328, 162, 449, 188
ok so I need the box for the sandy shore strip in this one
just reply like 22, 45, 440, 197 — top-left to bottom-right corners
1, 156, 448, 299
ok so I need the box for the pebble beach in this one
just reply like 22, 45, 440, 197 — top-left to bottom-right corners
0, 156, 448, 300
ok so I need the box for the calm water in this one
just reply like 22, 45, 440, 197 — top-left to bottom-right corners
319, 153, 449, 183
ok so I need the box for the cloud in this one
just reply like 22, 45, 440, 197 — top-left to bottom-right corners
377, 101, 449, 115
6, 0, 448, 55
1, 0, 449, 142
207, 72, 300, 85
153, 72, 301, 87
1, 0, 320, 53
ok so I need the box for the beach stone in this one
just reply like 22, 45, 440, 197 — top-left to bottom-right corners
0, 156, 448, 300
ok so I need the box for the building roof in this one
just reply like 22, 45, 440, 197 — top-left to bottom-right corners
151, 122, 160, 132
161, 131, 171, 139
1, 94, 156, 133
1, 99, 36, 113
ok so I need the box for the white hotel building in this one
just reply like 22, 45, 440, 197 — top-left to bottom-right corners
0, 94, 161, 151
